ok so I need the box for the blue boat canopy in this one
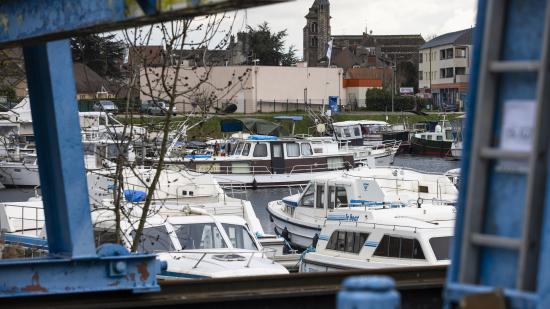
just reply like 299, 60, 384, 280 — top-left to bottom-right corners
273, 116, 304, 121
248, 135, 278, 141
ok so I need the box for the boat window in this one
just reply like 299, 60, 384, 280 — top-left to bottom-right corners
286, 143, 300, 157
301, 143, 313, 156
83, 143, 96, 156
253, 143, 268, 157
173, 223, 227, 249
196, 163, 221, 173
22, 156, 36, 164
328, 186, 336, 209
336, 129, 342, 138
343, 128, 351, 138
445, 130, 453, 141
421, 135, 426, 139
242, 143, 251, 156
300, 185, 315, 207
436, 135, 443, 141
222, 223, 258, 250
327, 157, 344, 170
272, 144, 282, 158
429, 236, 452, 260
336, 187, 348, 207
132, 225, 175, 253
234, 142, 244, 156
231, 162, 250, 174
353, 127, 361, 137
316, 185, 325, 209
326, 231, 369, 254
374, 235, 426, 260
94, 230, 118, 246
418, 185, 429, 193
427, 135, 433, 140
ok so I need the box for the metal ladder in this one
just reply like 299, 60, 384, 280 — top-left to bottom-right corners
459, 0, 550, 291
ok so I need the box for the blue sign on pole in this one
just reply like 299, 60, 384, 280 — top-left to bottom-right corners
329, 96, 339, 113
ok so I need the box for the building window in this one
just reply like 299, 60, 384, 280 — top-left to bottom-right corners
326, 231, 369, 254
311, 22, 318, 33
446, 67, 454, 77
440, 68, 445, 78
419, 53, 423, 63
419, 71, 423, 80
455, 47, 467, 58
311, 37, 318, 47
455, 67, 466, 75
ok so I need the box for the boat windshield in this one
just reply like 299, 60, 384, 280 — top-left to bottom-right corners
429, 236, 453, 260
233, 142, 244, 156
173, 223, 228, 249
445, 130, 453, 141
132, 225, 175, 253
221, 223, 258, 250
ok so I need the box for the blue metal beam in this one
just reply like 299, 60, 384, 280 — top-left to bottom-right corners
0, 0, 288, 47
23, 40, 96, 258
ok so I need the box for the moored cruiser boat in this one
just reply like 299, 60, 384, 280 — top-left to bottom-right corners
266, 166, 458, 249
300, 205, 454, 272
92, 209, 289, 279
410, 118, 455, 156
160, 135, 360, 188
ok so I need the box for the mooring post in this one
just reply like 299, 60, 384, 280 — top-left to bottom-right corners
337, 276, 400, 309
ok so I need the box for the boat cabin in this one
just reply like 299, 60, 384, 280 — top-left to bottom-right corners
184, 135, 354, 175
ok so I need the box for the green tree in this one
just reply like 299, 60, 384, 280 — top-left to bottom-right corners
246, 22, 297, 66
71, 33, 126, 79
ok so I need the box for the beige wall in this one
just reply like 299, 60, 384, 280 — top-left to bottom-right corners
418, 43, 472, 89
140, 66, 345, 114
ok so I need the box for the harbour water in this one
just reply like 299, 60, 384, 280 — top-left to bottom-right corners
0, 155, 460, 236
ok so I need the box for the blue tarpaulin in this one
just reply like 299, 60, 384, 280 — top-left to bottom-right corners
124, 190, 146, 203
248, 135, 278, 141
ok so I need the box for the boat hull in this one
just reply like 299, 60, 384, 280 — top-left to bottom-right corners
266, 203, 321, 249
0, 165, 40, 187
410, 136, 452, 156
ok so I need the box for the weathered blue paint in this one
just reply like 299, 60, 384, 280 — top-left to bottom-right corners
23, 40, 96, 258
446, 0, 550, 307
0, 0, 286, 46
337, 276, 400, 309
0, 249, 161, 297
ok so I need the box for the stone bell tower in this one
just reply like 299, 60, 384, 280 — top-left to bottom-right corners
303, 0, 331, 67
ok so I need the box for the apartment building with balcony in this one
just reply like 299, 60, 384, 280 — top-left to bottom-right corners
418, 28, 473, 111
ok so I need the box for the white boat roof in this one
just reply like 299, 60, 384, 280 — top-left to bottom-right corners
363, 205, 455, 229
333, 120, 390, 127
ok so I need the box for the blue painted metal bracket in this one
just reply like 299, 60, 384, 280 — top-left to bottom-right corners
0, 248, 161, 297
0, 0, 288, 47
0, 39, 162, 297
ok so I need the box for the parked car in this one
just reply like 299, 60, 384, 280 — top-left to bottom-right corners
93, 100, 119, 114
140, 100, 177, 115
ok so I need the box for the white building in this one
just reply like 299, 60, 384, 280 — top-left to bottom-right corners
140, 65, 345, 114
418, 29, 473, 111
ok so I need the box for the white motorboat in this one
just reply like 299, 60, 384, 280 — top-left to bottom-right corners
266, 166, 458, 249
300, 205, 454, 272
95, 208, 291, 279
0, 154, 40, 187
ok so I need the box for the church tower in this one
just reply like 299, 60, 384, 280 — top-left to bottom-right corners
303, 0, 331, 67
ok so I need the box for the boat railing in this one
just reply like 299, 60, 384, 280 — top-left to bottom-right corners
213, 165, 273, 176
289, 160, 353, 175
323, 218, 454, 233
3, 203, 45, 237
176, 249, 278, 269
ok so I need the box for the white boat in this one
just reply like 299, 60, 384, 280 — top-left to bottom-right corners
300, 205, 454, 272
266, 166, 458, 249
0, 154, 40, 187
161, 135, 362, 188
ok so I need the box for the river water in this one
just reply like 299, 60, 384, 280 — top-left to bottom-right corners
0, 155, 461, 234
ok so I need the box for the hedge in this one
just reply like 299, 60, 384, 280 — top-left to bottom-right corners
362, 88, 427, 112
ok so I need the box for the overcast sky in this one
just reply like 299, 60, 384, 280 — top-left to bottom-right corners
239, 0, 478, 57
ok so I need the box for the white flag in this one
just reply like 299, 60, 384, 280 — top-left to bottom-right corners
326, 39, 333, 66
